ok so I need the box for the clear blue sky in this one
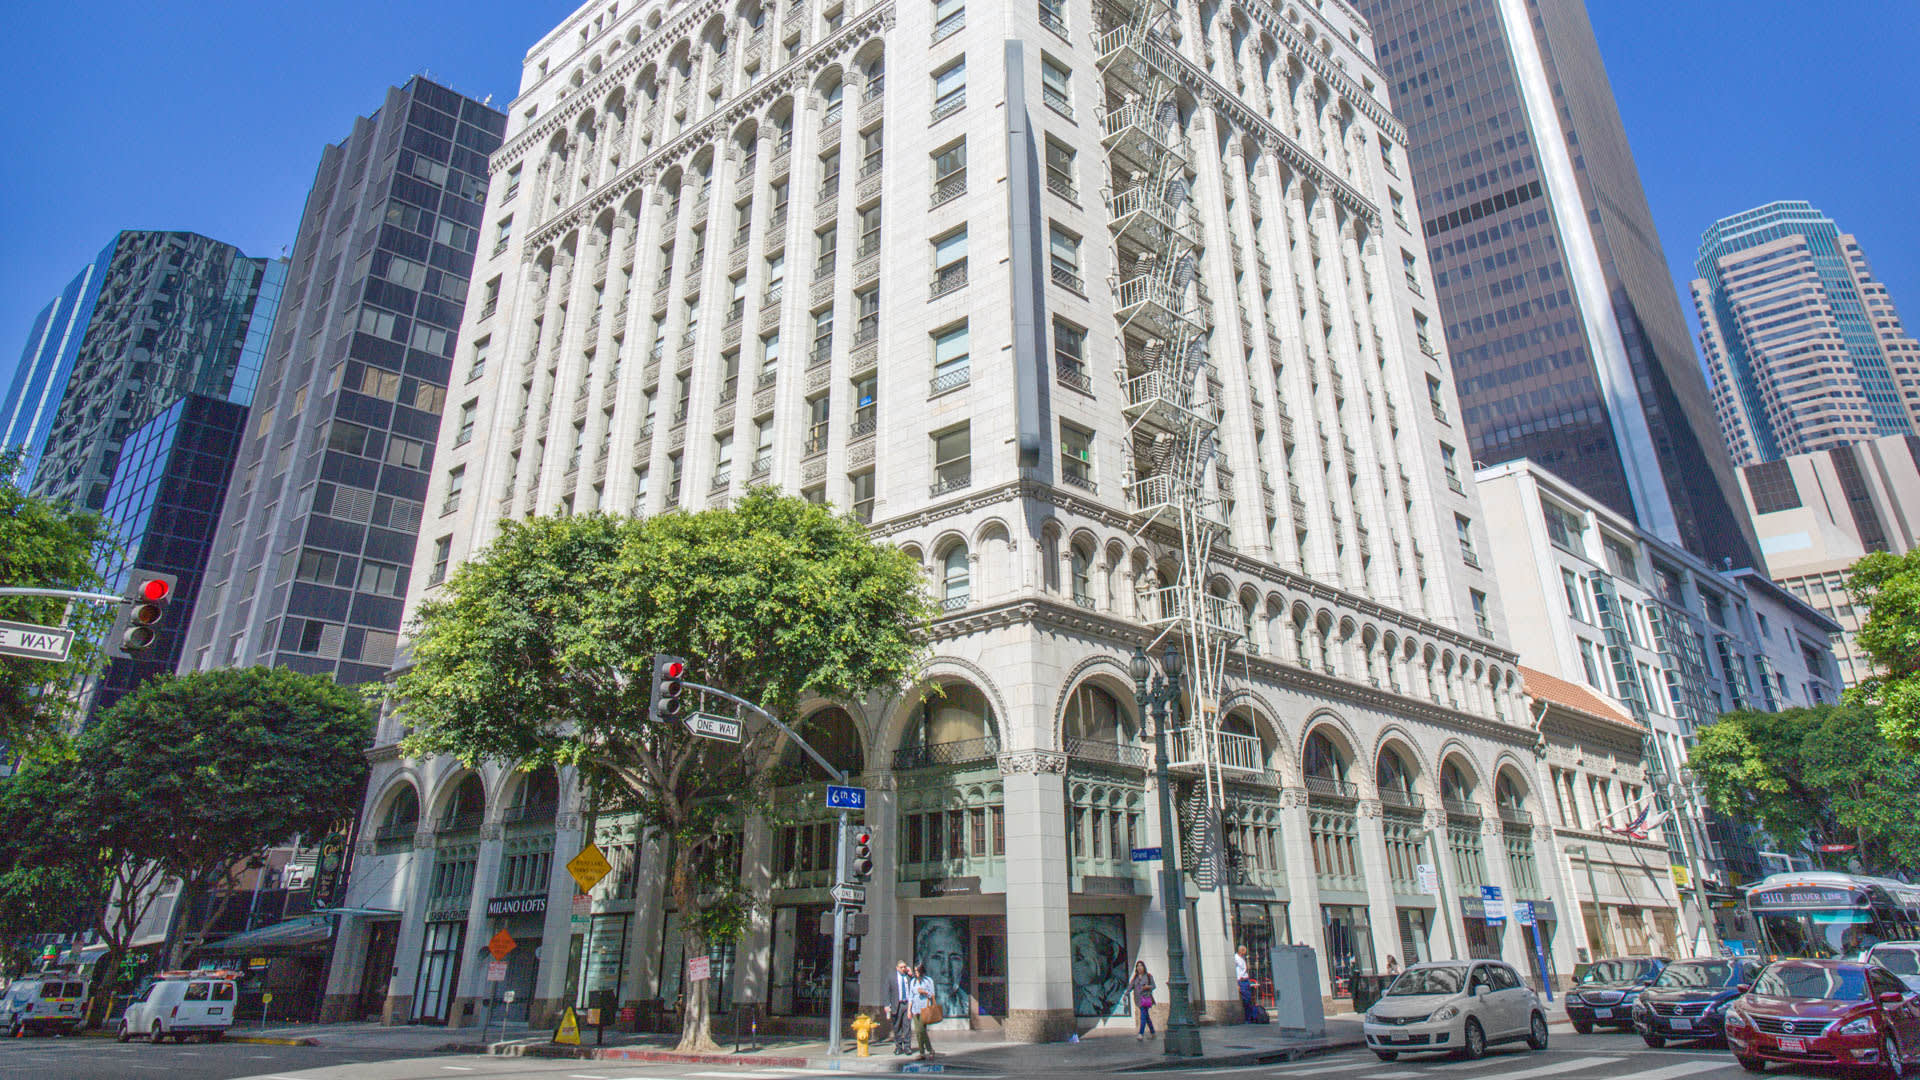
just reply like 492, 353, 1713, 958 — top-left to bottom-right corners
3, 1, 1916, 396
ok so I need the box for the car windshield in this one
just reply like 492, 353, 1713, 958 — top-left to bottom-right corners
1754, 964, 1868, 1002
1655, 960, 1739, 988
1872, 949, 1920, 977
1387, 966, 1465, 996
1580, 960, 1656, 984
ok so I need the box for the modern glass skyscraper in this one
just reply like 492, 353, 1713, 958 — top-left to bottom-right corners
1692, 201, 1920, 466
183, 77, 505, 685
1, 232, 279, 508
1352, 0, 1760, 571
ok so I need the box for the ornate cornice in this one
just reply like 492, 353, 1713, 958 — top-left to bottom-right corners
1227, 0, 1404, 144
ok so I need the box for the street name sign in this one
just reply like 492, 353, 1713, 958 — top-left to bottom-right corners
825, 784, 867, 811
1130, 847, 1162, 863
831, 883, 866, 906
685, 712, 743, 743
566, 842, 614, 894
0, 620, 73, 662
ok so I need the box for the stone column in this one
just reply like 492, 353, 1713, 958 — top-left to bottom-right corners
621, 831, 671, 1009
1479, 817, 1532, 976
1354, 799, 1403, 976
1279, 789, 1325, 989
531, 814, 588, 1026
1425, 807, 1468, 962
447, 823, 508, 1028
382, 833, 439, 1023
732, 816, 777, 1016
998, 750, 1074, 1041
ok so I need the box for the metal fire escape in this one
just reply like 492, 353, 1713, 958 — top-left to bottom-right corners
1096, 0, 1244, 889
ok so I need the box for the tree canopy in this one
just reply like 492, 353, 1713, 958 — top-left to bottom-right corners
1846, 548, 1920, 750
1689, 704, 1920, 874
0, 449, 117, 754
397, 492, 932, 1049
0, 666, 374, 1006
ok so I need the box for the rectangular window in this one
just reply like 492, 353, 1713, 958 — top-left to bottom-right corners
1543, 502, 1584, 552
814, 226, 837, 275
1048, 224, 1082, 290
1440, 443, 1461, 493
295, 549, 342, 586
931, 323, 970, 393
1039, 0, 1066, 34
428, 536, 452, 585
454, 401, 478, 446
856, 205, 881, 259
931, 228, 968, 296
1427, 375, 1447, 422
1060, 423, 1093, 490
1455, 514, 1477, 567
1470, 589, 1490, 637
933, 0, 965, 40
932, 424, 971, 495
385, 435, 428, 469
932, 59, 966, 119
468, 336, 491, 381
502, 165, 521, 201
1044, 137, 1076, 199
1053, 319, 1088, 390
819, 150, 841, 200
1562, 569, 1588, 622
357, 560, 404, 596
494, 215, 514, 254
1040, 55, 1072, 116
327, 421, 373, 456
442, 465, 465, 514
932, 139, 966, 206
812, 308, 835, 364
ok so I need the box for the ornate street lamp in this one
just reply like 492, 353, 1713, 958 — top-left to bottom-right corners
1132, 644, 1202, 1056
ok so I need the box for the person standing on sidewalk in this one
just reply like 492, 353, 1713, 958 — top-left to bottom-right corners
1235, 944, 1257, 1022
1129, 961, 1157, 1040
888, 960, 914, 1054
908, 963, 938, 1060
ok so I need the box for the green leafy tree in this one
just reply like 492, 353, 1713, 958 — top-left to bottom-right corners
397, 492, 931, 1051
1847, 549, 1920, 750
1690, 704, 1920, 874
0, 667, 373, 1021
0, 450, 117, 754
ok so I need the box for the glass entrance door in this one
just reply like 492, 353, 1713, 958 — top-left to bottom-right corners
411, 921, 465, 1023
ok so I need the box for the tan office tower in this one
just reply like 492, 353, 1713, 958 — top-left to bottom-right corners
1692, 201, 1920, 467
325, 0, 1602, 1035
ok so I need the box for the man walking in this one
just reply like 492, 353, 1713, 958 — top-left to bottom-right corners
1235, 944, 1257, 1022
889, 959, 914, 1054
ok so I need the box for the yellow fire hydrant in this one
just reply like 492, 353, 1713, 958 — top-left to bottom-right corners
851, 1012, 878, 1056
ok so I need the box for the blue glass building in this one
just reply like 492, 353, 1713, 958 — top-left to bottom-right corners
1, 236, 114, 489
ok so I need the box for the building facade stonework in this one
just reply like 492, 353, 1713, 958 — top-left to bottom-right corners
327, 0, 1599, 1035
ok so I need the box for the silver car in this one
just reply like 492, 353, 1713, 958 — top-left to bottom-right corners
1364, 960, 1551, 1060
1867, 942, 1920, 993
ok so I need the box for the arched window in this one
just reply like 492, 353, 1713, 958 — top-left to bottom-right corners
1063, 683, 1134, 746
1495, 771, 1526, 810
789, 707, 865, 780
1070, 545, 1092, 605
1303, 730, 1346, 781
1440, 760, 1474, 804
441, 775, 485, 831
941, 545, 970, 609
380, 785, 419, 832
824, 80, 845, 122
917, 681, 995, 746
1376, 749, 1413, 794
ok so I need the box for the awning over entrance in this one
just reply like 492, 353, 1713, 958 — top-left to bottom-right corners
197, 915, 334, 956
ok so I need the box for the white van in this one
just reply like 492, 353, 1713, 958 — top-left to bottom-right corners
0, 976, 88, 1036
118, 973, 238, 1043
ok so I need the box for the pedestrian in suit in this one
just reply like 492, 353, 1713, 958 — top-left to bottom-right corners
887, 959, 914, 1054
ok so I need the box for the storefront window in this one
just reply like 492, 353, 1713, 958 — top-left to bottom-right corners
572, 913, 630, 1009
769, 904, 850, 1016
1321, 905, 1375, 992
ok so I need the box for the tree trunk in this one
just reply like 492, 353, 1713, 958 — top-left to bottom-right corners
671, 845, 722, 1053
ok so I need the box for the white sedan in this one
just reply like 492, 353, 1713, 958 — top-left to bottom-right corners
1364, 960, 1551, 1060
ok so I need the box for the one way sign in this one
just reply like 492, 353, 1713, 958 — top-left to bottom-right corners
0, 620, 73, 662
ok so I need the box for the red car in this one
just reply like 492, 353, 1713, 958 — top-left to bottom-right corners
1725, 959, 1920, 1077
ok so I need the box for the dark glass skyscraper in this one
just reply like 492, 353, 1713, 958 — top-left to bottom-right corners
1352, 0, 1759, 570
184, 77, 505, 685
2, 232, 279, 508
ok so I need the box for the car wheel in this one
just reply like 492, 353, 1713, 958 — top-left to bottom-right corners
150, 1021, 165, 1045
1375, 1051, 1399, 1061
1461, 1018, 1488, 1061
1572, 1020, 1593, 1035
1528, 1012, 1550, 1051
1644, 1033, 1666, 1049
1883, 1034, 1906, 1080
1737, 1057, 1768, 1073
117, 1020, 131, 1043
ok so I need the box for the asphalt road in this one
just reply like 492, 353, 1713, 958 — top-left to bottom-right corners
0, 1029, 1853, 1080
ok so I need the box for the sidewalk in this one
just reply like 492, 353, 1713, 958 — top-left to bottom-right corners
484, 1017, 1367, 1073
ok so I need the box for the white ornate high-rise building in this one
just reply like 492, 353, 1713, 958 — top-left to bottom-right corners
328, 0, 1590, 1037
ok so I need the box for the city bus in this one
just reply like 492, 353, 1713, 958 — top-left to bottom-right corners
1745, 872, 1920, 959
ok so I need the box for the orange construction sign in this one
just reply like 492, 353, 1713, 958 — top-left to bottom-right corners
488, 929, 516, 961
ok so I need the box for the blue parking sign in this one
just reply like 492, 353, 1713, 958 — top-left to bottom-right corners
826, 784, 866, 811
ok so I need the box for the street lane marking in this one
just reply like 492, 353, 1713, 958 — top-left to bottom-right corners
1428, 1053, 1620, 1068
1600, 1062, 1733, 1080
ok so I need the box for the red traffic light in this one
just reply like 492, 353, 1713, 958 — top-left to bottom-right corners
856, 832, 871, 845
139, 578, 171, 602
665, 660, 685, 679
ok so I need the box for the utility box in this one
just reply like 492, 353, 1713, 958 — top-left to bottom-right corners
1268, 945, 1325, 1037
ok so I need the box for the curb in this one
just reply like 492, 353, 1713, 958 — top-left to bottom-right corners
1118, 1034, 1368, 1072
75, 1029, 318, 1046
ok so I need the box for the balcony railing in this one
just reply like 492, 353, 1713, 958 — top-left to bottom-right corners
1304, 775, 1358, 801
1497, 805, 1533, 827
893, 735, 998, 771
438, 810, 483, 834
930, 365, 971, 394
1050, 264, 1084, 292
930, 467, 971, 497
930, 90, 966, 123
1378, 788, 1425, 813
931, 261, 968, 298
1442, 797, 1481, 819
1065, 737, 1147, 768
501, 802, 558, 826
931, 170, 967, 208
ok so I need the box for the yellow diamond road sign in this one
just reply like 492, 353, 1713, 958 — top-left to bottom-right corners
567, 842, 614, 894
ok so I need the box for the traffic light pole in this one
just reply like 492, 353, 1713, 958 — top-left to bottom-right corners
678, 681, 856, 1056
0, 586, 130, 603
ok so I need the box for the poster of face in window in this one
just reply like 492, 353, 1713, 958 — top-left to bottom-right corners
1071, 913, 1130, 1016
913, 915, 972, 1019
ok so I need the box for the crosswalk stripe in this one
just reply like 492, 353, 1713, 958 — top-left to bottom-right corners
1428, 1055, 1621, 1078
1599, 1062, 1733, 1080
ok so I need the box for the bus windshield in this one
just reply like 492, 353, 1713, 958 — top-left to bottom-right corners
1755, 911, 1890, 959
